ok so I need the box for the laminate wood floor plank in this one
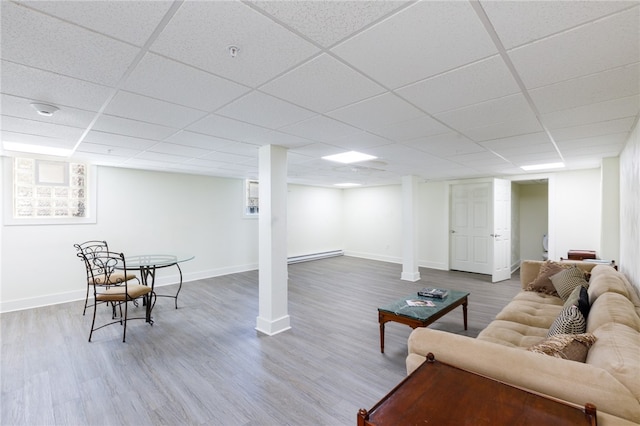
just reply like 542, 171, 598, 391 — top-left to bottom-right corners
1, 256, 521, 425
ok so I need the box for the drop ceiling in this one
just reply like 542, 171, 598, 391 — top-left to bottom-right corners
1, 0, 638, 187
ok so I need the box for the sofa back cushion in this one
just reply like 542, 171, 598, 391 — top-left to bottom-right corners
588, 265, 632, 303
588, 292, 640, 333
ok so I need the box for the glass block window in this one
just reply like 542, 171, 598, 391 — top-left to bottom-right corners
245, 179, 259, 216
13, 157, 88, 218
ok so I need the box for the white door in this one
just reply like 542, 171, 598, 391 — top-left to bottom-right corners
492, 179, 511, 282
450, 183, 492, 274
450, 180, 512, 281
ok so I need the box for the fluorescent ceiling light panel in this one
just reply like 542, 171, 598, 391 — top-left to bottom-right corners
334, 183, 361, 187
2, 142, 72, 157
521, 162, 565, 171
322, 151, 376, 164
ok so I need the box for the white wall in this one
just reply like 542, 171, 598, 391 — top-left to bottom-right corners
417, 181, 449, 270
518, 183, 548, 262
287, 184, 343, 257
620, 122, 640, 290
0, 165, 345, 312
342, 185, 403, 263
548, 169, 602, 260
511, 184, 521, 269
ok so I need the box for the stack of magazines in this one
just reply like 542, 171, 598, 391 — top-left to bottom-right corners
417, 288, 449, 299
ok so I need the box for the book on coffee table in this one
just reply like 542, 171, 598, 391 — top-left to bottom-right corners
417, 288, 449, 299
406, 299, 436, 307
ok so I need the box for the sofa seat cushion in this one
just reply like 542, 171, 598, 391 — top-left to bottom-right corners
494, 291, 563, 329
477, 320, 549, 348
587, 292, 640, 333
588, 322, 640, 403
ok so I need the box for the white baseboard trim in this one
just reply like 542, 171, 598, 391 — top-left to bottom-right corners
287, 250, 343, 264
343, 251, 402, 265
255, 314, 291, 336
0, 262, 260, 313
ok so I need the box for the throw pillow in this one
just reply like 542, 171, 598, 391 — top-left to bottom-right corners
548, 305, 586, 336
528, 333, 597, 362
561, 286, 591, 326
577, 286, 591, 319
550, 266, 589, 301
525, 260, 571, 296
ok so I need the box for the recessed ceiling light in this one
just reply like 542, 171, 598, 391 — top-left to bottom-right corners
334, 183, 361, 187
2, 141, 71, 157
30, 102, 59, 117
521, 162, 565, 171
322, 151, 377, 164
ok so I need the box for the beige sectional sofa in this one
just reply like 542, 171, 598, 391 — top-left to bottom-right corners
406, 260, 640, 425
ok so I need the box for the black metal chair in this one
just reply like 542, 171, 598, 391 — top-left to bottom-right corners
82, 250, 155, 342
75, 240, 139, 315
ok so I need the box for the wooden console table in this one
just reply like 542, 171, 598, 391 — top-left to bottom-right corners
358, 353, 597, 425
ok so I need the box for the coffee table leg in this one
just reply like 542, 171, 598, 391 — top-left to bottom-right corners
463, 299, 468, 330
379, 312, 386, 353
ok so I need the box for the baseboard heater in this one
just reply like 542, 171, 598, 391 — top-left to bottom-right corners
287, 250, 344, 264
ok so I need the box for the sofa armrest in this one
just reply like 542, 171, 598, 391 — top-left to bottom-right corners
407, 328, 640, 423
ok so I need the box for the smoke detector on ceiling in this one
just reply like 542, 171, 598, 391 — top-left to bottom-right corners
227, 45, 239, 58
30, 103, 59, 117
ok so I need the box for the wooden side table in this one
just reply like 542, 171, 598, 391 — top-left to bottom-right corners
358, 353, 597, 425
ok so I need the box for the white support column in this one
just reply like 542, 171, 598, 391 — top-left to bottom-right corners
256, 145, 291, 336
401, 175, 421, 281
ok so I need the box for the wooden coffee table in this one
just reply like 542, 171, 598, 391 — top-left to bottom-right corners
358, 353, 597, 425
378, 289, 468, 353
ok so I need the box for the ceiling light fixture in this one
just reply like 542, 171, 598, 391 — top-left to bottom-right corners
521, 162, 565, 171
30, 102, 59, 117
322, 151, 377, 164
3, 141, 71, 157
334, 183, 361, 188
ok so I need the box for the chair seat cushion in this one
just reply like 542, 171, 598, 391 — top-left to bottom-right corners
96, 284, 151, 301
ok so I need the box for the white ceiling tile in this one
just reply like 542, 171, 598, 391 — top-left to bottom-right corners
90, 116, 176, 141
509, 8, 640, 89
1, 94, 97, 129
435, 94, 536, 131
186, 114, 272, 143
447, 150, 512, 167
260, 54, 385, 113
148, 142, 211, 158
83, 131, 158, 151
331, 131, 392, 150
1, 130, 76, 150
1, 116, 84, 142
371, 115, 450, 142
124, 53, 250, 112
105, 91, 207, 128
216, 92, 316, 129
201, 151, 254, 164
396, 56, 520, 114
332, 1, 497, 88
463, 115, 543, 142
405, 133, 484, 157
249, 1, 410, 47
541, 96, 640, 130
558, 133, 628, 153
550, 117, 636, 142
530, 63, 640, 114
1, 61, 113, 112
1, 2, 139, 86
75, 142, 142, 159
260, 131, 314, 148
19, 0, 174, 46
165, 131, 235, 150
481, 1, 637, 49
134, 151, 189, 164
327, 93, 424, 131
150, 1, 319, 87
216, 141, 261, 157
480, 132, 556, 155
280, 116, 361, 143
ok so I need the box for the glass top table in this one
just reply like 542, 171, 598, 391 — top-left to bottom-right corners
121, 254, 195, 315
378, 289, 469, 353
